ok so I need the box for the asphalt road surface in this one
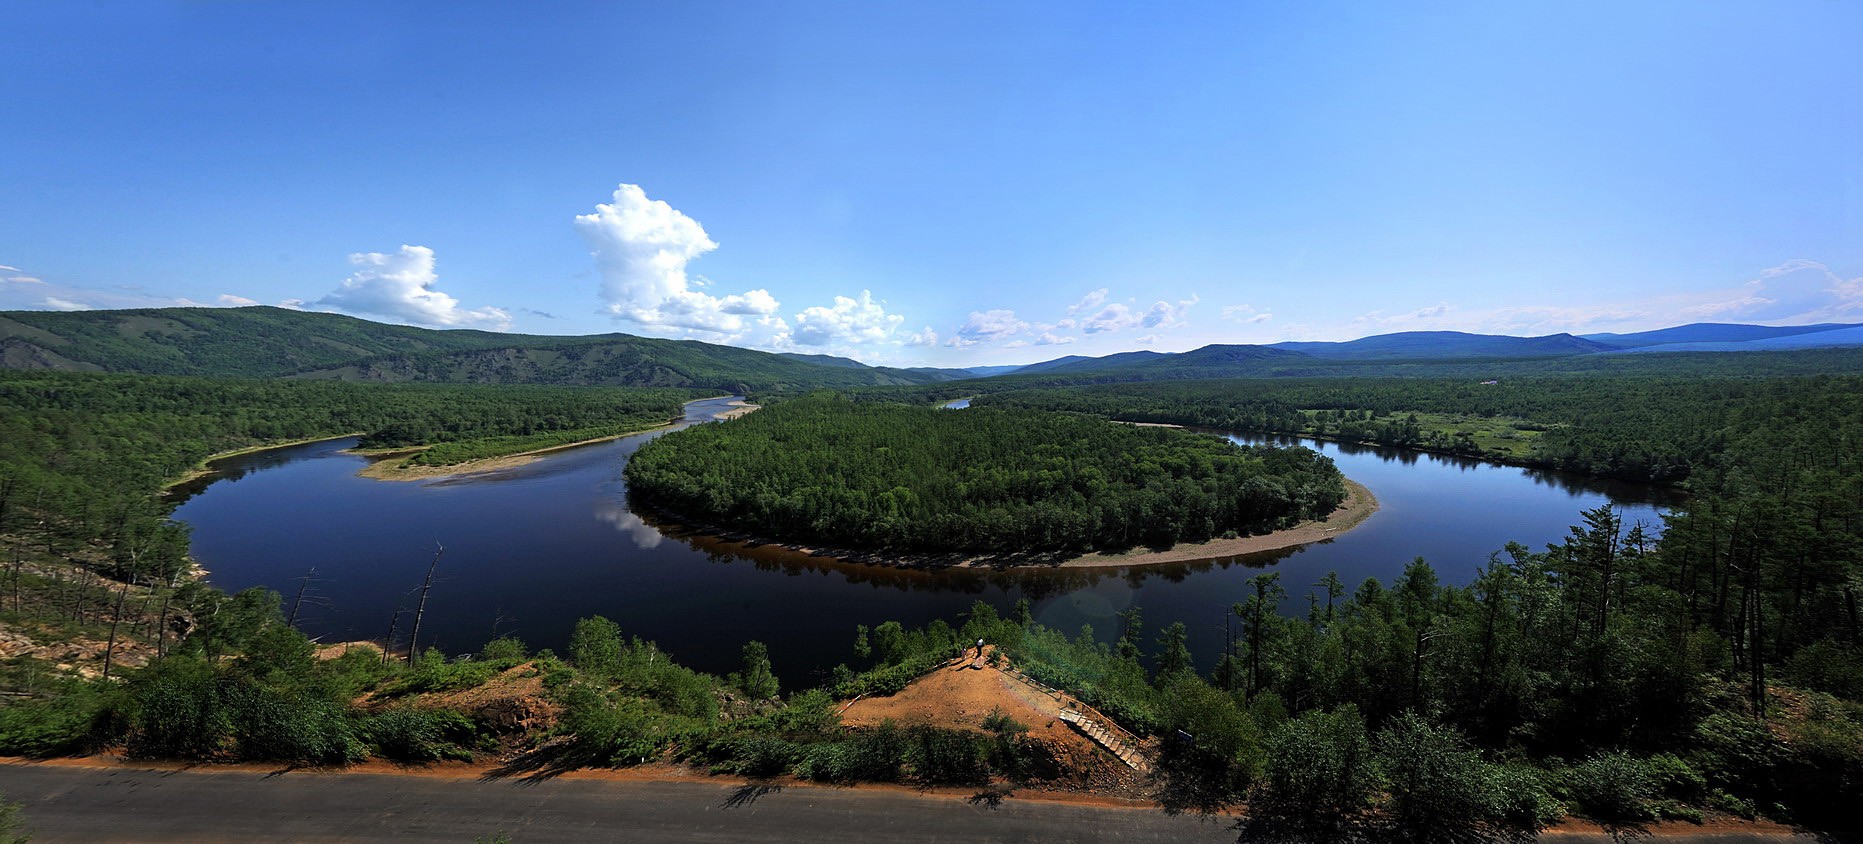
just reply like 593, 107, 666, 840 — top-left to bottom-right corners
0, 762, 1832, 843
0, 763, 1234, 843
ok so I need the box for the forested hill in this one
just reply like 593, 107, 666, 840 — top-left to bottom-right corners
625, 393, 1346, 554
0, 306, 950, 393
286, 335, 945, 394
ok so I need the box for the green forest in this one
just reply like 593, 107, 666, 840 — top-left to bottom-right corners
958, 373, 1863, 485
0, 370, 704, 565
624, 393, 1346, 554
0, 316, 1859, 838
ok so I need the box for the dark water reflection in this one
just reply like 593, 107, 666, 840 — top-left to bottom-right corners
172, 397, 1678, 685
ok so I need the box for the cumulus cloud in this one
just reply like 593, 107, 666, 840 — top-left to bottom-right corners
217, 294, 260, 307
946, 309, 1029, 347
903, 326, 939, 347
43, 297, 89, 311
574, 184, 784, 340
793, 290, 904, 347
1033, 332, 1075, 345
318, 245, 511, 329
1079, 295, 1198, 334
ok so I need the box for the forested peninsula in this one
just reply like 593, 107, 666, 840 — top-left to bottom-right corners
624, 393, 1347, 556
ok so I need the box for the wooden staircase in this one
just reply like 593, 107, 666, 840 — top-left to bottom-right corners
1057, 708, 1152, 774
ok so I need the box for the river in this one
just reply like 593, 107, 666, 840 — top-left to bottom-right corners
170, 395, 1680, 685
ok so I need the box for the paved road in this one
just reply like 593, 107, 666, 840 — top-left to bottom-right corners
0, 763, 1234, 843
0, 763, 1834, 843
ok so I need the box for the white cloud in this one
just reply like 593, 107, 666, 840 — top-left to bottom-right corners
0, 265, 18, 272
947, 309, 1028, 347
574, 184, 783, 339
1033, 332, 1075, 345
793, 290, 904, 347
1079, 295, 1198, 334
318, 245, 511, 329
217, 294, 260, 307
278, 298, 307, 310
903, 326, 939, 347
1356, 301, 1454, 328
6, 276, 43, 285
1066, 288, 1108, 315
1221, 304, 1273, 324
43, 297, 89, 311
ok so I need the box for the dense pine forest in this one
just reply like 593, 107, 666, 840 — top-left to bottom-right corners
624, 393, 1347, 554
0, 370, 703, 573
957, 373, 1863, 485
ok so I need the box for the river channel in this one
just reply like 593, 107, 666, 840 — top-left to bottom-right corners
170, 395, 1681, 684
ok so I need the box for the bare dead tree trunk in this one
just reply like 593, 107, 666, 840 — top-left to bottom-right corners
288, 567, 317, 627
406, 544, 443, 665
153, 573, 177, 659
102, 550, 136, 681
382, 606, 403, 667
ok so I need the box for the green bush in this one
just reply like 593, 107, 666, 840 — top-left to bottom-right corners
126, 657, 227, 759
709, 734, 800, 777
1491, 764, 1562, 831
223, 679, 359, 764
0, 680, 113, 757
1375, 713, 1508, 841
904, 725, 989, 785
1562, 752, 1654, 823
478, 636, 528, 663
795, 722, 906, 783
1242, 706, 1375, 843
1784, 641, 1863, 699
358, 708, 477, 762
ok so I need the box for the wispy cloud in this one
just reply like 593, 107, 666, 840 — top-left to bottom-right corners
43, 296, 89, 311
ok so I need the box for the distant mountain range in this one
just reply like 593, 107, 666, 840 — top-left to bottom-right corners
985, 323, 1863, 377
4, 307, 1861, 391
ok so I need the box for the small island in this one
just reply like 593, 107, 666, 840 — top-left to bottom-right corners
624, 393, 1355, 562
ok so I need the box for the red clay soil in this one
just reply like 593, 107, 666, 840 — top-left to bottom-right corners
840, 650, 1149, 796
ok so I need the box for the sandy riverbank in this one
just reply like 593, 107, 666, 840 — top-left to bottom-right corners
639, 478, 1379, 572
1049, 478, 1377, 568
352, 424, 677, 482
355, 399, 759, 482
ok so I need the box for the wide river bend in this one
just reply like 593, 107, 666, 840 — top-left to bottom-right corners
171, 396, 1680, 684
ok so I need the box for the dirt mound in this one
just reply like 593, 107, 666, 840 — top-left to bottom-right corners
840, 651, 1149, 796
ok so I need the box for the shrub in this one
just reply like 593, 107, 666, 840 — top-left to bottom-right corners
795, 723, 906, 783
1784, 641, 1863, 699
222, 678, 359, 764
1375, 712, 1506, 842
710, 735, 800, 777
1242, 706, 1375, 842
1562, 752, 1654, 823
904, 725, 989, 785
126, 657, 227, 759
358, 708, 477, 762
478, 636, 528, 663
0, 680, 112, 757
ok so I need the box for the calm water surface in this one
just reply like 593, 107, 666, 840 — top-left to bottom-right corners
171, 396, 1680, 685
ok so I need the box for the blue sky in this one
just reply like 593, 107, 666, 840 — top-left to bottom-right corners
3, 1, 1859, 366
